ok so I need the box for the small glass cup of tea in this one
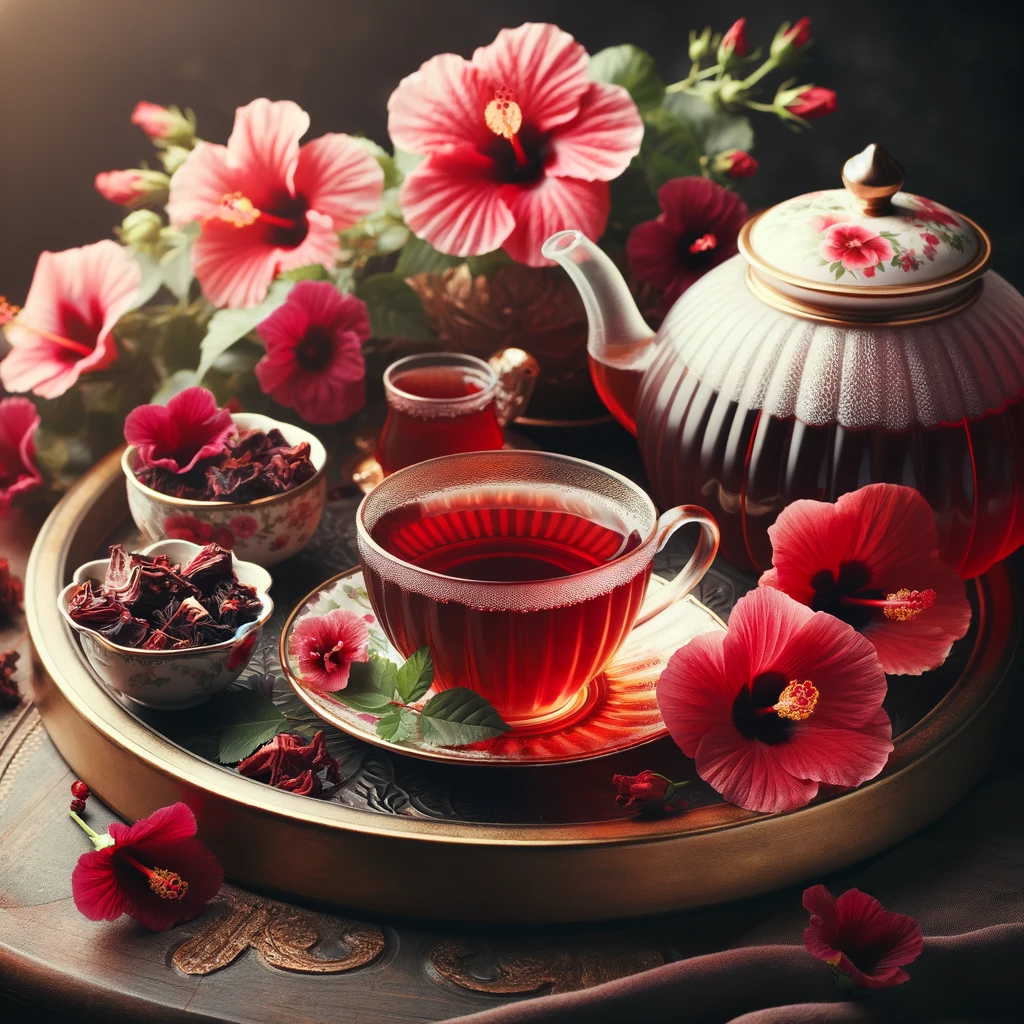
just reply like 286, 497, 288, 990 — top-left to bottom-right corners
375, 350, 537, 476
357, 449, 719, 730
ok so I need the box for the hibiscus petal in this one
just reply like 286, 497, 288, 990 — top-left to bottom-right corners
388, 52, 491, 153
625, 218, 683, 291
166, 141, 238, 225
656, 630, 732, 757
655, 176, 748, 237
109, 801, 199, 847
473, 23, 589, 132
722, 587, 815, 687
833, 888, 923, 981
546, 82, 644, 182
400, 148, 515, 258
192, 223, 283, 309
132, 836, 225, 926
226, 98, 309, 203
294, 134, 384, 230
775, 708, 892, 787
71, 848, 125, 921
501, 176, 610, 267
273, 211, 342, 278
695, 725, 819, 813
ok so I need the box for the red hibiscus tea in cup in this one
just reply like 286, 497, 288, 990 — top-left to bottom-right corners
357, 451, 719, 728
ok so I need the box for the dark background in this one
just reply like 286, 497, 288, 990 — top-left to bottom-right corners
0, 0, 1021, 297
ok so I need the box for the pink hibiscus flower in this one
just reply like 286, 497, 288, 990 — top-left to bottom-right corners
808, 212, 850, 234
657, 586, 892, 814
124, 387, 234, 474
0, 241, 139, 399
167, 99, 384, 309
387, 22, 643, 266
230, 515, 259, 540
163, 515, 212, 543
255, 281, 368, 425
627, 177, 749, 306
288, 608, 370, 691
759, 484, 971, 676
0, 397, 43, 516
819, 223, 893, 271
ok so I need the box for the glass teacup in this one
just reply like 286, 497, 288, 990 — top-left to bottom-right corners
357, 450, 719, 728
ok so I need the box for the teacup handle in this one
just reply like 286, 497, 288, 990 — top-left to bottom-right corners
634, 506, 720, 627
488, 348, 540, 426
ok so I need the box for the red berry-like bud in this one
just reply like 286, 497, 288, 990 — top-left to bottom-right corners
70, 798, 87, 813
71, 780, 90, 800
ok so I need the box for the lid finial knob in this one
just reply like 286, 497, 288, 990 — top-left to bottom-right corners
842, 143, 905, 216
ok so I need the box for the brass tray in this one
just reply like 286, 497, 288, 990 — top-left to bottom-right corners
26, 450, 1017, 923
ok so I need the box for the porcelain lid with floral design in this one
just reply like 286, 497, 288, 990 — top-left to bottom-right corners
738, 144, 991, 321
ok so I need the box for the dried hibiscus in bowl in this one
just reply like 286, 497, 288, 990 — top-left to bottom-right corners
67, 543, 261, 650
124, 387, 317, 502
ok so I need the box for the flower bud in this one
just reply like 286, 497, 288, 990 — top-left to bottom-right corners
713, 149, 759, 179
119, 210, 164, 250
159, 145, 191, 175
718, 18, 748, 63
778, 84, 837, 120
718, 78, 748, 106
94, 169, 170, 210
689, 26, 713, 63
130, 102, 195, 147
771, 17, 813, 62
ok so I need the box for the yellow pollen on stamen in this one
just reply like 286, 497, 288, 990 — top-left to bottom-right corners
689, 232, 718, 254
484, 86, 523, 141
147, 866, 189, 901
882, 588, 936, 622
214, 191, 262, 227
0, 297, 21, 326
774, 679, 819, 721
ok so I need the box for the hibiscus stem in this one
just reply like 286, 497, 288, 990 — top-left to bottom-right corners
741, 57, 779, 89
68, 810, 116, 850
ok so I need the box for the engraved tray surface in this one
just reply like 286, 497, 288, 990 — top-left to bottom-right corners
25, 451, 1019, 922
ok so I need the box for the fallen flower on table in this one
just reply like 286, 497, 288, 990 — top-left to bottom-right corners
237, 730, 341, 797
803, 884, 923, 991
0, 557, 24, 621
759, 483, 971, 675
657, 587, 892, 814
71, 802, 223, 932
288, 608, 370, 692
0, 649, 20, 709
612, 770, 688, 816
0, 397, 44, 518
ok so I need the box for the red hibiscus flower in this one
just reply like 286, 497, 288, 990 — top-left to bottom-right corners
289, 608, 370, 692
803, 884, 923, 990
657, 587, 892, 814
0, 241, 139, 399
612, 770, 688, 813
163, 515, 213, 544
94, 169, 169, 209
759, 484, 971, 676
131, 102, 194, 145
627, 177, 748, 306
0, 397, 43, 516
387, 22, 643, 266
237, 730, 341, 797
255, 281, 368, 425
715, 149, 758, 179
719, 19, 748, 60
230, 514, 259, 541
784, 86, 837, 120
819, 223, 893, 271
167, 98, 384, 309
71, 802, 223, 932
125, 387, 234, 474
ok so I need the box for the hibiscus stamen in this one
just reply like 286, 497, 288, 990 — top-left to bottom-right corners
211, 192, 298, 230
840, 588, 936, 621
773, 679, 819, 721
689, 233, 718, 254
484, 87, 528, 168
0, 296, 97, 358
120, 852, 189, 900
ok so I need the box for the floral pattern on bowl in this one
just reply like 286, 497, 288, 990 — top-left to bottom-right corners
122, 412, 327, 567
58, 539, 274, 709
748, 189, 979, 286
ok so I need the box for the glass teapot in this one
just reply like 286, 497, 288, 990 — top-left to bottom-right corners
544, 144, 1024, 578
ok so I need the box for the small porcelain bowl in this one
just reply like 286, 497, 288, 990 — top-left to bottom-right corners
58, 539, 274, 710
122, 412, 328, 567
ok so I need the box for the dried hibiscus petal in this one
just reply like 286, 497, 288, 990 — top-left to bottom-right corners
67, 581, 150, 646
236, 730, 340, 797
141, 630, 190, 651
205, 579, 261, 629
181, 544, 234, 589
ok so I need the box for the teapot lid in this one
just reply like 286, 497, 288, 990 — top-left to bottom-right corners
738, 144, 991, 324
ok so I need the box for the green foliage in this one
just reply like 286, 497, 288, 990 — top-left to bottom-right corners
376, 706, 417, 743
638, 107, 703, 191
278, 264, 331, 282
218, 689, 289, 763
395, 646, 433, 703
663, 89, 754, 157
589, 44, 665, 113
418, 688, 510, 746
357, 273, 433, 341
396, 237, 462, 277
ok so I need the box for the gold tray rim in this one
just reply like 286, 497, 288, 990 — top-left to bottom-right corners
25, 449, 1018, 922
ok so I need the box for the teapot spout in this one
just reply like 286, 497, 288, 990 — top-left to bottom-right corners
542, 230, 655, 434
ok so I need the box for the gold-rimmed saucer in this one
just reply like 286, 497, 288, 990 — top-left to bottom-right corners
280, 567, 726, 766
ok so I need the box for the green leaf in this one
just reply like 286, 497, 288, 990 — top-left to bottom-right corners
356, 273, 433, 341
834, 266, 846, 280
159, 227, 195, 300
334, 690, 393, 713
150, 368, 199, 404
829, 261, 843, 272
279, 264, 331, 282
346, 654, 398, 697
218, 690, 289, 763
606, 164, 660, 245
588, 44, 665, 113
662, 90, 754, 157
129, 251, 165, 310
395, 646, 433, 703
466, 249, 514, 277
418, 688, 510, 746
376, 706, 418, 743
396, 237, 463, 277
353, 137, 403, 190
394, 148, 424, 177
195, 279, 294, 381
638, 108, 702, 191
